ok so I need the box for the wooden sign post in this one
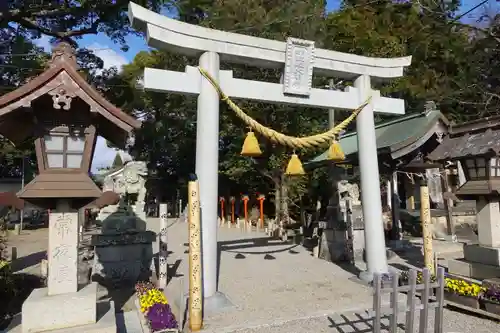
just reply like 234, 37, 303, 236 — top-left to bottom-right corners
188, 176, 202, 331
419, 178, 434, 275
158, 203, 168, 290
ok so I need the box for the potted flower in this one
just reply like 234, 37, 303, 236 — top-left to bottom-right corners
398, 270, 437, 294
135, 281, 179, 332
147, 303, 178, 332
135, 281, 155, 296
444, 277, 484, 309
480, 286, 500, 315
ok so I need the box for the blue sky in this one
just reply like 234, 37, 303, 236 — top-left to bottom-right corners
32, 0, 495, 172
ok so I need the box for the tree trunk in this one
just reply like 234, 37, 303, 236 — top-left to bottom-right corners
274, 180, 281, 220
281, 174, 289, 223
273, 173, 290, 224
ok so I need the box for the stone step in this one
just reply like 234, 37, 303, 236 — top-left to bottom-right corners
448, 258, 500, 280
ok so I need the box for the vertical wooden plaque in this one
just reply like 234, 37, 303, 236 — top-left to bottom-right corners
188, 180, 203, 331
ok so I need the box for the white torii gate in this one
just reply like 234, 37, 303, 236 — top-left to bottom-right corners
129, 2, 412, 299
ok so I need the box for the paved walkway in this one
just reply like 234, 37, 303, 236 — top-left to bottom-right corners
162, 221, 498, 333
164, 221, 378, 332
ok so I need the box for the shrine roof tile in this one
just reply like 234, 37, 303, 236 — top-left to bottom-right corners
427, 118, 500, 161
307, 110, 447, 166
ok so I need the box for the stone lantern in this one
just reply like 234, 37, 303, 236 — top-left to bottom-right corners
428, 117, 500, 279
0, 42, 141, 333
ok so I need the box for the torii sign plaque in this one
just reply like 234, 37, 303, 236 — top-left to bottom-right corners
129, 2, 411, 299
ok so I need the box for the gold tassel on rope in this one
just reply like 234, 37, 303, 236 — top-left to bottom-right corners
328, 140, 345, 161
241, 131, 262, 157
285, 153, 305, 175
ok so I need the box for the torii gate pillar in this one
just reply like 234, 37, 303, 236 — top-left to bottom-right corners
196, 51, 220, 298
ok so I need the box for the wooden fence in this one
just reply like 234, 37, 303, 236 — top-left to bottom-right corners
371, 267, 445, 333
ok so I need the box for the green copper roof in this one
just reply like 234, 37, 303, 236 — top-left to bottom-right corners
307, 110, 448, 166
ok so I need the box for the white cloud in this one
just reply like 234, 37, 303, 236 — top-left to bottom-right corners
88, 42, 127, 72
34, 35, 52, 52
86, 44, 129, 171
91, 137, 133, 173
91, 136, 118, 173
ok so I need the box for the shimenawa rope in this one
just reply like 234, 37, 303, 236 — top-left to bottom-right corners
198, 67, 371, 150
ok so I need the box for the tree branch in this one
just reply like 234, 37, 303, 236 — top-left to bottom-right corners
17, 17, 101, 42
451, 21, 500, 43
1, 0, 130, 42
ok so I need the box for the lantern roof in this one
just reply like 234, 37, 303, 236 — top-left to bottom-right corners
427, 116, 500, 162
0, 42, 141, 147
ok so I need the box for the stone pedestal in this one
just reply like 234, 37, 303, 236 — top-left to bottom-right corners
47, 210, 79, 295
91, 231, 155, 287
319, 198, 365, 262
92, 200, 155, 287
21, 201, 115, 333
448, 197, 500, 279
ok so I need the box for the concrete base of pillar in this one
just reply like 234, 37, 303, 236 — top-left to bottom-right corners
448, 259, 500, 280
388, 239, 412, 250
463, 244, 500, 266
19, 283, 116, 333
358, 265, 397, 284
176, 291, 234, 319
203, 291, 234, 316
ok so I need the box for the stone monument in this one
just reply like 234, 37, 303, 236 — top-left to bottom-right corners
320, 178, 364, 262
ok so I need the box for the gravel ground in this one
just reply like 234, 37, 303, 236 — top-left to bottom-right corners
163, 222, 499, 333
165, 222, 394, 331
7, 220, 499, 333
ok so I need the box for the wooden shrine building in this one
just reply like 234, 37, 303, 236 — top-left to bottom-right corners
308, 102, 450, 210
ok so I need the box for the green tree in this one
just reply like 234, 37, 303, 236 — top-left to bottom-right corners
0, 30, 47, 177
326, 1, 474, 121
97, 49, 198, 203
0, 1, 168, 49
